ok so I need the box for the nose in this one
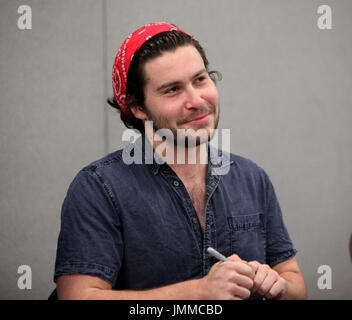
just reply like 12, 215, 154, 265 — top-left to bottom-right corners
184, 85, 204, 109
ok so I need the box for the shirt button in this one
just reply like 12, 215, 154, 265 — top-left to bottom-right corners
173, 180, 179, 187
192, 217, 198, 224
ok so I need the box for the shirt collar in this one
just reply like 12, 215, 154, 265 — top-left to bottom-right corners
130, 133, 233, 176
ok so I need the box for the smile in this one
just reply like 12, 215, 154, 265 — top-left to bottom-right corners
186, 113, 210, 125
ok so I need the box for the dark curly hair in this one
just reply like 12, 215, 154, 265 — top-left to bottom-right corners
107, 30, 221, 133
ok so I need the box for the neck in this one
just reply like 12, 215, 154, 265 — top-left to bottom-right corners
169, 143, 208, 180
146, 131, 209, 179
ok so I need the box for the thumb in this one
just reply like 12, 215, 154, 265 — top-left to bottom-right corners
227, 254, 243, 263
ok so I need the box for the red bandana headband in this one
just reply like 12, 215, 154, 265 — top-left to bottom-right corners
112, 22, 191, 114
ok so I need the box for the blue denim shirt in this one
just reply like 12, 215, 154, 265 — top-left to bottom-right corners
54, 134, 296, 294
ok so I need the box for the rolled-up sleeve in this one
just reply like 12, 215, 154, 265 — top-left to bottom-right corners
263, 172, 297, 267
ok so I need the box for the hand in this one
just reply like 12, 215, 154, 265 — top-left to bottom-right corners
247, 261, 287, 299
200, 254, 255, 300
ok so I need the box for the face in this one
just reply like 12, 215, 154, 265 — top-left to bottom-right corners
132, 45, 219, 147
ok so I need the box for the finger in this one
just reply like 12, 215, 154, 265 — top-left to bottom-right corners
230, 284, 251, 300
266, 277, 287, 300
247, 261, 260, 274
232, 261, 255, 278
257, 270, 278, 296
252, 264, 270, 292
231, 273, 254, 290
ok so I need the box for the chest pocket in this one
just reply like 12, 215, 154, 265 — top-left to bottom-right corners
227, 213, 266, 263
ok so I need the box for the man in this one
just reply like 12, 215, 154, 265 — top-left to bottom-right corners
54, 22, 306, 299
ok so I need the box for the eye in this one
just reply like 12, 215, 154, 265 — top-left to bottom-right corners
165, 86, 179, 94
195, 76, 206, 83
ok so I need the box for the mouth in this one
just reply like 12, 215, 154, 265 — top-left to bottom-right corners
185, 113, 211, 125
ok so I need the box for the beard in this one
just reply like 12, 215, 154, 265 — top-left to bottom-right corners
144, 104, 220, 149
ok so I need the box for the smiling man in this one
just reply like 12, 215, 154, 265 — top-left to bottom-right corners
137, 46, 219, 144
53, 22, 306, 300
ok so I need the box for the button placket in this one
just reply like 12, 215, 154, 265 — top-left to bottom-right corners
202, 168, 222, 275
163, 170, 204, 260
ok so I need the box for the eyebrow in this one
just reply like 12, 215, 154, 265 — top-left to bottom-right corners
155, 68, 207, 93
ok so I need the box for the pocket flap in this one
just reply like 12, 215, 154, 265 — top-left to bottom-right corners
227, 213, 264, 231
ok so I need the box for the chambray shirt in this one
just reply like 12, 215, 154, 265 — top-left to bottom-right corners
54, 134, 296, 294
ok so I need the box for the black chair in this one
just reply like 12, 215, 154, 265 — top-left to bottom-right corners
48, 288, 58, 300
350, 233, 352, 263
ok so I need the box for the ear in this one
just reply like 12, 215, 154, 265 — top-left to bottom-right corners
130, 105, 148, 121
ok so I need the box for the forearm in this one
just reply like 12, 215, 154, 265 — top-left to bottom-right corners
279, 271, 307, 300
83, 278, 204, 300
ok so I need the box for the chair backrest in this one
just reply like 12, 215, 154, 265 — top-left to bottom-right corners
350, 233, 352, 263
48, 288, 57, 300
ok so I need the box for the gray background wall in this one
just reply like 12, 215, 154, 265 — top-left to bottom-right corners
0, 0, 351, 299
